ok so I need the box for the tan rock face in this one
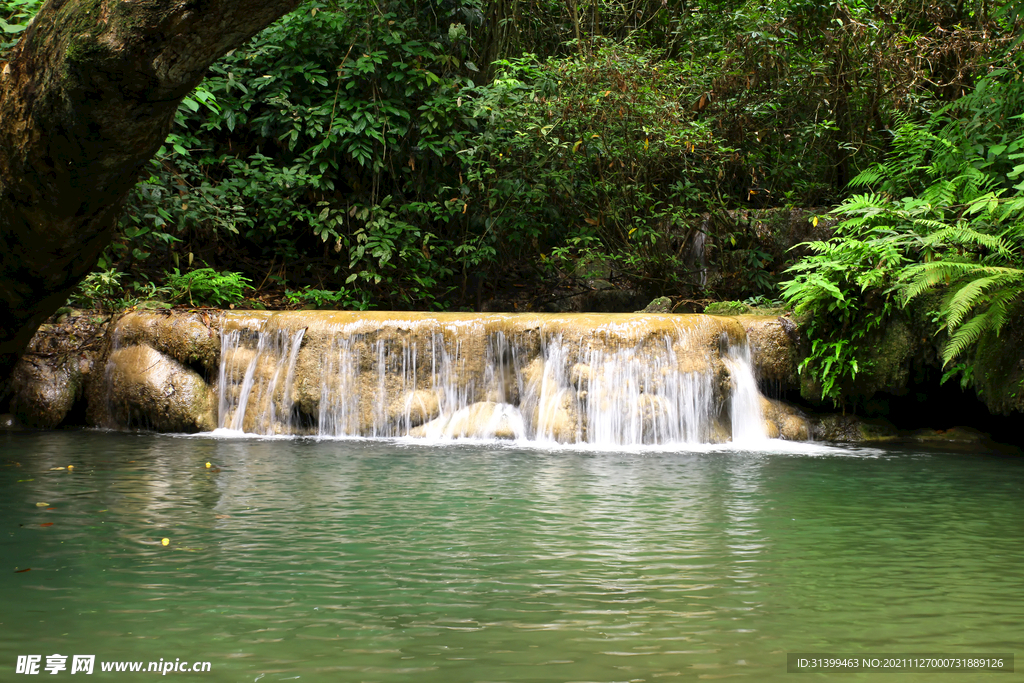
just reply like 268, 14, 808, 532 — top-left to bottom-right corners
5, 309, 819, 444
8, 312, 110, 428
780, 415, 809, 441
410, 402, 524, 440
105, 344, 215, 433
388, 389, 441, 428
215, 311, 794, 444
447, 402, 523, 439
736, 315, 798, 384
759, 396, 811, 441
114, 311, 220, 372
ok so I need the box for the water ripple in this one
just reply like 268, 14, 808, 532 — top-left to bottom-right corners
1, 431, 1021, 681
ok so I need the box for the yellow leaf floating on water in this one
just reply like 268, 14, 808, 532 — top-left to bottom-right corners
205, 462, 211, 469
161, 538, 170, 546
35, 502, 49, 507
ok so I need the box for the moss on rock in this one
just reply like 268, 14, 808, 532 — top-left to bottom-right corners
114, 311, 220, 372
6, 311, 110, 428
9, 356, 82, 428
737, 315, 799, 385
811, 414, 898, 442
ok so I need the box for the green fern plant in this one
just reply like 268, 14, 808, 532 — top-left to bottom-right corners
780, 64, 1024, 399
165, 268, 251, 307
902, 250, 1024, 367
896, 168, 1024, 367
780, 224, 905, 405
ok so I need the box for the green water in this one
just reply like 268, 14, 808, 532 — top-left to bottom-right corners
0, 431, 1020, 682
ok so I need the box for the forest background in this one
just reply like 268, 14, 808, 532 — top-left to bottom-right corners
2, 0, 1022, 412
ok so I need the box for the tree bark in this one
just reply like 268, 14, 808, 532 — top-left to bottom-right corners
0, 0, 302, 385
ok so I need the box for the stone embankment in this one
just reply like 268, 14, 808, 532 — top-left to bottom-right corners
0, 310, 792, 440
0, 307, 1000, 447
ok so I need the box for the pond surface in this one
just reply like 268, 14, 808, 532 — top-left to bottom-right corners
0, 431, 1020, 681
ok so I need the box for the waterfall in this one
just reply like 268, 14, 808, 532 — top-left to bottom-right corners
726, 341, 767, 444
218, 326, 305, 434
215, 312, 772, 446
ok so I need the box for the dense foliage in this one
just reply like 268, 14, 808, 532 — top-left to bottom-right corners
5, 0, 1023, 411
5, 0, 1014, 312
781, 59, 1024, 405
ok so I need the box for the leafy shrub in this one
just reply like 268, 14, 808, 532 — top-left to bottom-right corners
704, 301, 750, 315
457, 48, 730, 294
0, 0, 42, 55
67, 269, 127, 312
166, 268, 251, 307
284, 287, 369, 310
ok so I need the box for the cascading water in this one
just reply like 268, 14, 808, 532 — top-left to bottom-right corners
726, 341, 767, 443
218, 326, 305, 435
215, 312, 772, 446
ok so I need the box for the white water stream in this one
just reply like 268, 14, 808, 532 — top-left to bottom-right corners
216, 313, 770, 446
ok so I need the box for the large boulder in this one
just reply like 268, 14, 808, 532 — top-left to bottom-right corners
8, 355, 83, 428
738, 315, 800, 385
410, 402, 525, 440
105, 344, 216, 432
810, 414, 898, 442
759, 396, 810, 441
6, 311, 110, 428
113, 311, 220, 372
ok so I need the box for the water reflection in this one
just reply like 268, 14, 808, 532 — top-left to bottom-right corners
0, 431, 1020, 682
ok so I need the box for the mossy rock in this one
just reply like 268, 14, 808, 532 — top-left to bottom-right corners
636, 296, 673, 313
968, 310, 1024, 415
738, 315, 800, 385
113, 311, 220, 373
704, 301, 751, 315
9, 356, 83, 428
811, 414, 898, 442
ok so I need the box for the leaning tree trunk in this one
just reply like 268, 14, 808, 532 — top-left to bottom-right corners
0, 0, 302, 385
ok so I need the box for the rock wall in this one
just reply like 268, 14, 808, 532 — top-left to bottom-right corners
5, 311, 111, 429
3, 308, 929, 444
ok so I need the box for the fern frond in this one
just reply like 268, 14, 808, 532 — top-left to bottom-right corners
921, 179, 957, 208
901, 262, 1022, 302
899, 264, 951, 301
944, 276, 997, 329
924, 224, 1013, 258
908, 217, 949, 233
943, 269, 1024, 328
832, 193, 892, 217
848, 165, 886, 189
942, 313, 994, 365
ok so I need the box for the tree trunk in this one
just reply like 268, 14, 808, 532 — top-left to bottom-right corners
0, 0, 302, 385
